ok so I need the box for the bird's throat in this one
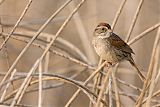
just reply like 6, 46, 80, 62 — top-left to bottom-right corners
97, 34, 110, 39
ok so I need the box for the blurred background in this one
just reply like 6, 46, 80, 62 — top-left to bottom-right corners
0, 0, 159, 107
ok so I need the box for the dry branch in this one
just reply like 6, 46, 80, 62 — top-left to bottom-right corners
64, 61, 107, 107
0, 0, 33, 51
0, 0, 72, 90
136, 27, 160, 107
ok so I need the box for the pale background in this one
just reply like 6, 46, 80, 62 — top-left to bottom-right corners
0, 0, 159, 107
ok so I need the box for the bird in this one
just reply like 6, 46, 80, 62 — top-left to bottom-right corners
92, 22, 146, 81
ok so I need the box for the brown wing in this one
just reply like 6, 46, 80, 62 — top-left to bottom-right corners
108, 32, 134, 54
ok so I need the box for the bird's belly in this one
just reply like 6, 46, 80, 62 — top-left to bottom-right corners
95, 46, 118, 63
92, 38, 119, 63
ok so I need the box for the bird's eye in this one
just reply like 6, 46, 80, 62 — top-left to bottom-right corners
102, 28, 106, 31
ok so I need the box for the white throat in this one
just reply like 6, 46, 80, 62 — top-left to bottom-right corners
97, 33, 110, 39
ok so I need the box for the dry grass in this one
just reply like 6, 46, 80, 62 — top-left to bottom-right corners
0, 0, 159, 107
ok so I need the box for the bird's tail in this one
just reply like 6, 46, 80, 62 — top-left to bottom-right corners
129, 60, 146, 81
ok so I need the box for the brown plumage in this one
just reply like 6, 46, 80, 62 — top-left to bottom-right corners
97, 22, 111, 30
92, 22, 146, 81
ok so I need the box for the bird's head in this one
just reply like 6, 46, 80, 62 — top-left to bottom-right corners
94, 22, 112, 38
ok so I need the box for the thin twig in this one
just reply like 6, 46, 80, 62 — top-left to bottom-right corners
117, 78, 142, 92
142, 85, 160, 104
145, 27, 160, 106
35, 0, 87, 73
20, 30, 89, 62
111, 0, 127, 30
109, 75, 113, 107
69, 1, 96, 63
125, 0, 144, 41
95, 67, 111, 107
128, 23, 160, 45
64, 61, 107, 107
0, 0, 72, 90
115, 90, 137, 102
2, 70, 87, 102
29, 75, 107, 106
113, 90, 160, 104
5, 73, 108, 106
155, 63, 160, 85
91, 61, 103, 107
10, 59, 40, 107
11, 0, 86, 106
136, 27, 160, 107
0, 69, 16, 102
0, 0, 33, 51
1, 32, 92, 68
112, 71, 121, 107
38, 62, 42, 107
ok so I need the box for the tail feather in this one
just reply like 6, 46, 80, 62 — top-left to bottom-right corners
129, 60, 146, 81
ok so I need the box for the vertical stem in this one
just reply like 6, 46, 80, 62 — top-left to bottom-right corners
95, 68, 111, 107
112, 67, 121, 107
109, 75, 113, 107
136, 27, 160, 107
38, 61, 42, 107
145, 27, 160, 107
65, 61, 107, 107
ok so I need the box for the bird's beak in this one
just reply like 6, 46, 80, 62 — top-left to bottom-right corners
95, 28, 98, 31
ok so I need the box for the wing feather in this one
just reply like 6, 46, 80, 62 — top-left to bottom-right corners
108, 32, 134, 54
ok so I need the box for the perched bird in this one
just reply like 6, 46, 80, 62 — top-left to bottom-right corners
92, 22, 146, 81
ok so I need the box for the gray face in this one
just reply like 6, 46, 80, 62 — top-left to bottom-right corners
94, 26, 110, 38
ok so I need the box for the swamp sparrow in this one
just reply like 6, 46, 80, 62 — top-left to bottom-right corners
92, 22, 146, 81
